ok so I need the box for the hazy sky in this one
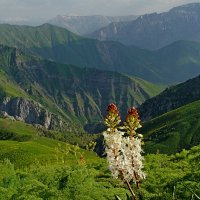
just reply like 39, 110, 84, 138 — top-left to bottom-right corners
0, 0, 200, 21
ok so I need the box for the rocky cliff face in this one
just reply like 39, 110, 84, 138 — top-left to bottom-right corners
88, 3, 200, 49
11, 62, 159, 125
0, 97, 71, 131
0, 45, 163, 133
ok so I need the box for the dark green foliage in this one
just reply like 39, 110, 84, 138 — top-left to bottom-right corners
0, 160, 19, 200
0, 105, 199, 199
142, 146, 200, 199
0, 145, 199, 199
0, 130, 32, 141
0, 160, 129, 200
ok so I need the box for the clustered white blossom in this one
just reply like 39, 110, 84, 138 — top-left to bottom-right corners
103, 129, 124, 179
121, 136, 146, 182
103, 104, 146, 186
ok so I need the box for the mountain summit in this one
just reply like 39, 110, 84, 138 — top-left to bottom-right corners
48, 15, 138, 35
88, 3, 200, 49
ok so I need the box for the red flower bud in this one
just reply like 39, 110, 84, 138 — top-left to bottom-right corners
126, 107, 140, 121
128, 107, 139, 118
107, 103, 119, 115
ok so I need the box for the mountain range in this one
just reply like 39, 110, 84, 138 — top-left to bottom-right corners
0, 3, 200, 199
48, 15, 138, 35
0, 45, 163, 133
0, 24, 200, 84
0, 2, 200, 151
1, 44, 199, 153
88, 3, 200, 50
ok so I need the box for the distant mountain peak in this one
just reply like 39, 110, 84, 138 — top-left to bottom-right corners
170, 2, 200, 11
88, 3, 200, 49
48, 15, 138, 35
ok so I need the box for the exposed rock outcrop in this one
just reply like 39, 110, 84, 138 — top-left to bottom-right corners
0, 97, 69, 131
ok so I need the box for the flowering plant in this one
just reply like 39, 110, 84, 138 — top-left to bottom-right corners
103, 103, 145, 200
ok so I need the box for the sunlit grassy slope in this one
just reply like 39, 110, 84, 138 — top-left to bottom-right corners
0, 118, 99, 168
0, 115, 199, 199
142, 100, 200, 154
0, 70, 28, 98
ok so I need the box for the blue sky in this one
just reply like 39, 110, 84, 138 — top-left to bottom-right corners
0, 0, 199, 21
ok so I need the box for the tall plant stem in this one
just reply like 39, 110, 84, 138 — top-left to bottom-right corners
133, 172, 143, 200
125, 179, 137, 200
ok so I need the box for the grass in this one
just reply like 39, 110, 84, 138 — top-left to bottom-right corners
0, 118, 38, 136
0, 114, 199, 199
0, 70, 28, 98
0, 139, 99, 168
141, 100, 200, 154
132, 76, 165, 97
0, 118, 100, 168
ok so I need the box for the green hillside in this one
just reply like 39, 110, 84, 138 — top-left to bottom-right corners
0, 23, 79, 49
0, 24, 199, 83
0, 45, 163, 133
139, 74, 200, 121
153, 40, 200, 82
0, 82, 199, 199
0, 116, 129, 199
0, 24, 161, 82
0, 118, 99, 167
131, 77, 165, 98
141, 100, 200, 154
0, 115, 199, 199
0, 70, 28, 98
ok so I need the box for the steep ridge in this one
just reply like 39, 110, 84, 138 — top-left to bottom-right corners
0, 24, 200, 83
88, 3, 200, 49
0, 45, 162, 132
0, 24, 161, 83
138, 74, 200, 121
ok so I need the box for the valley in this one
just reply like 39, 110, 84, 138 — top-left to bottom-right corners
0, 2, 199, 200
0, 24, 200, 83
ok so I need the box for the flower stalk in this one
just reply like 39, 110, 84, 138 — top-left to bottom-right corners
103, 104, 145, 200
